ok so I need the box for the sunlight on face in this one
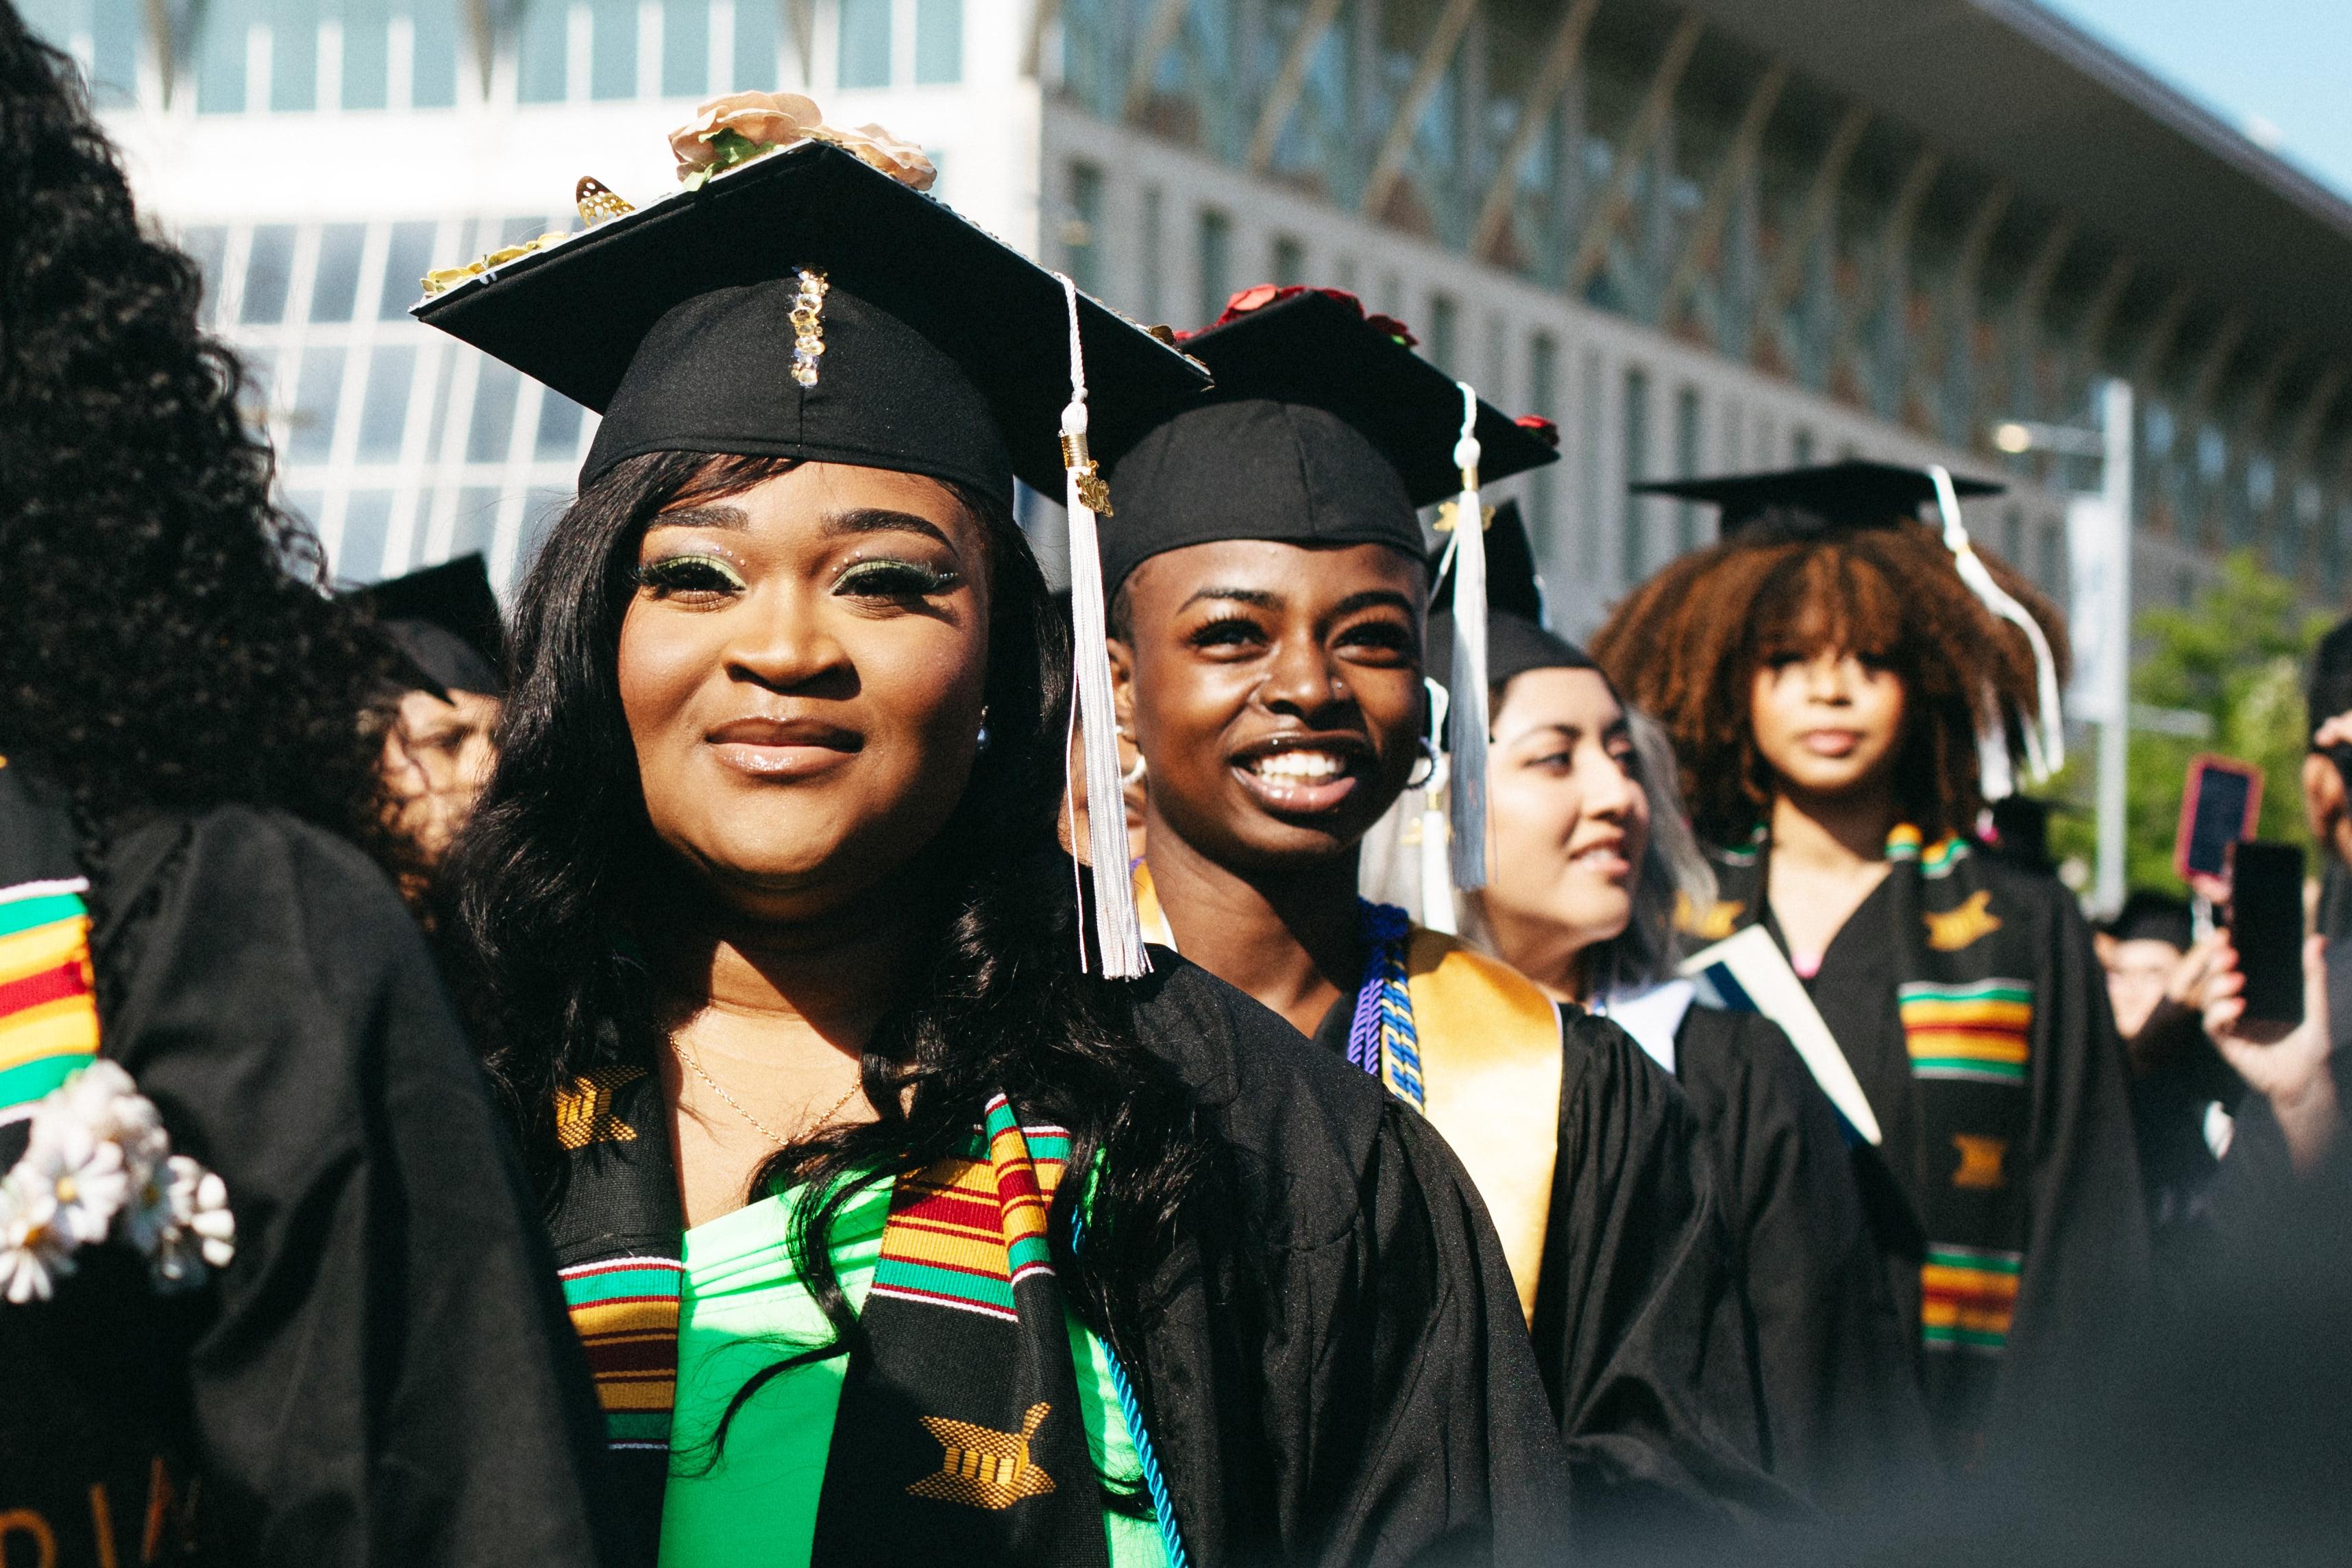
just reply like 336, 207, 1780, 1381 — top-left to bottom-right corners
615, 461, 992, 920
1478, 667, 1648, 968
1748, 649, 1907, 804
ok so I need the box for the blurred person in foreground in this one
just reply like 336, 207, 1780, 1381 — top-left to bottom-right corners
1423, 505, 1929, 1514
0, 13, 607, 1563
1593, 463, 2147, 1475
350, 553, 509, 905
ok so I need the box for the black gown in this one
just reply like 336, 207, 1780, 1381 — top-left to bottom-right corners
1709, 837, 2148, 1466
556, 954, 1571, 1568
1310, 994, 1795, 1549
0, 766, 608, 1566
1665, 1005, 1931, 1509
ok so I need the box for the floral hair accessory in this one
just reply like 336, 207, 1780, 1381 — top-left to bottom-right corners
422, 233, 572, 297
0, 1059, 234, 1304
1199, 284, 1417, 348
670, 92, 937, 193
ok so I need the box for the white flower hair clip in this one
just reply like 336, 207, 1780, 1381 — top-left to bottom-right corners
0, 1059, 234, 1304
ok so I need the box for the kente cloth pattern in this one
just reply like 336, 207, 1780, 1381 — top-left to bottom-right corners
813, 1094, 1110, 1568
0, 876, 99, 1116
1706, 825, 2037, 1446
558, 1254, 683, 1449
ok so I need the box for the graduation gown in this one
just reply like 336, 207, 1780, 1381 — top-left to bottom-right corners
1307, 955, 1794, 1548
1654, 1002, 1932, 1508
0, 766, 608, 1566
1704, 831, 2149, 1465
552, 954, 1569, 1568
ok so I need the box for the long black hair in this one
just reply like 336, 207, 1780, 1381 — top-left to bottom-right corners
445, 449, 1206, 1432
0, 7, 393, 844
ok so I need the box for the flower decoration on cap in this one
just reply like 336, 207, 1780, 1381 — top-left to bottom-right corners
576, 175, 635, 226
1199, 284, 1417, 348
670, 92, 937, 193
0, 1059, 234, 1303
423, 232, 572, 297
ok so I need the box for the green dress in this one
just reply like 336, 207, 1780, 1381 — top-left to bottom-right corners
659, 1177, 1169, 1567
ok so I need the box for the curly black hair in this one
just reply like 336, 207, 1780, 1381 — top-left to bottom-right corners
0, 5, 393, 842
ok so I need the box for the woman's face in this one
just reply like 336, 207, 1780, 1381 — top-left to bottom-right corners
1110, 539, 1424, 872
616, 462, 992, 919
1479, 667, 1647, 955
1748, 648, 1907, 803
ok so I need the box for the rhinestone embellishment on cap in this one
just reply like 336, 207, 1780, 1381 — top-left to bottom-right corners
789, 268, 830, 387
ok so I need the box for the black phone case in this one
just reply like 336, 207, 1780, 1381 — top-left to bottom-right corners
2231, 840, 2306, 1027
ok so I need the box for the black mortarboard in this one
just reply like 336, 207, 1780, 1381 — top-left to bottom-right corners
1426, 500, 1595, 691
2102, 890, 2194, 951
1983, 794, 2058, 875
414, 139, 1205, 506
349, 552, 507, 698
1634, 459, 2002, 539
1097, 288, 1558, 593
413, 127, 1206, 978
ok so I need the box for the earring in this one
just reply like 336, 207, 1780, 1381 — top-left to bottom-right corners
1406, 736, 1437, 789
1114, 720, 1146, 787
976, 706, 991, 752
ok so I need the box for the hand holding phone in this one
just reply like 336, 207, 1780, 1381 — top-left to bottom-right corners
2227, 840, 2306, 1028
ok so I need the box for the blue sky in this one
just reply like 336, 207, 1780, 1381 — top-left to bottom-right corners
2040, 0, 2352, 204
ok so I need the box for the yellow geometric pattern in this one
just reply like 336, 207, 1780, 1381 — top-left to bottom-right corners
1922, 890, 2004, 952
553, 1065, 646, 1150
907, 1403, 1056, 1510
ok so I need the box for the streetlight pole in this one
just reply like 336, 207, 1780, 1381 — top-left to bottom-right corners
1996, 377, 2133, 915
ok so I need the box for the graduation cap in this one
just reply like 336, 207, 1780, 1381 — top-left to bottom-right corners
348, 553, 507, 699
2101, 890, 2194, 952
415, 130, 1209, 978
1101, 286, 1559, 892
1632, 459, 2001, 539
1633, 459, 2066, 802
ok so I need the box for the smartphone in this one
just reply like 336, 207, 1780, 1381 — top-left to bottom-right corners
2175, 755, 2264, 883
2228, 840, 2305, 1027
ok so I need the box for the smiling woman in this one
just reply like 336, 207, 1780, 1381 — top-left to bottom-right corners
421, 128, 1569, 1568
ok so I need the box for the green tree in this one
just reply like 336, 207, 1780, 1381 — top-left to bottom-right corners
2049, 552, 2335, 900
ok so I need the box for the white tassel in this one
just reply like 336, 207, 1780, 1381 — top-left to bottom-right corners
1419, 679, 1457, 934
1446, 383, 1490, 890
1928, 465, 2066, 789
1054, 273, 1151, 979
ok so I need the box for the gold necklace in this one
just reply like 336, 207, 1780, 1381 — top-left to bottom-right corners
673, 1037, 863, 1147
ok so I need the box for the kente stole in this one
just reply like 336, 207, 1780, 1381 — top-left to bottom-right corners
1702, 826, 2034, 1447
1134, 865, 1558, 1323
552, 1071, 1171, 1568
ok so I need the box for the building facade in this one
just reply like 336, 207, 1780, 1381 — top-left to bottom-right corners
29, 0, 2352, 637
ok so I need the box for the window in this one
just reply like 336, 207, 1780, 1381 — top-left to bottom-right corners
1426, 293, 1458, 374
914, 0, 960, 83
410, 0, 460, 106
1791, 426, 1815, 466
241, 226, 297, 324
1673, 385, 1701, 552
358, 346, 416, 461
838, 0, 890, 87
286, 349, 345, 464
1139, 186, 1164, 324
339, 490, 395, 581
2037, 520, 2064, 595
1528, 332, 1558, 550
518, 0, 567, 102
468, 362, 522, 464
520, 487, 575, 577
591, 0, 637, 98
381, 223, 437, 317
2001, 505, 2024, 566
1064, 162, 1103, 297
270, 0, 317, 110
663, 0, 709, 95
1197, 208, 1231, 330
90, 0, 140, 106
181, 226, 229, 321
311, 225, 366, 322
195, 0, 253, 111
452, 488, 504, 562
343, 0, 390, 108
734, 0, 778, 90
537, 391, 585, 460
1578, 348, 1603, 576
1271, 234, 1305, 286
1621, 366, 1650, 585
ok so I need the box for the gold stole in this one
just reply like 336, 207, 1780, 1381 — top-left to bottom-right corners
1403, 931, 1563, 1325
1132, 863, 1561, 1322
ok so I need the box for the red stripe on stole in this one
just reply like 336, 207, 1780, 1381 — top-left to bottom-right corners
0, 961, 90, 1017
582, 1336, 678, 1375
892, 1188, 1002, 1229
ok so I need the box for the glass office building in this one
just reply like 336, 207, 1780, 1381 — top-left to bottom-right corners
29, 0, 2352, 631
